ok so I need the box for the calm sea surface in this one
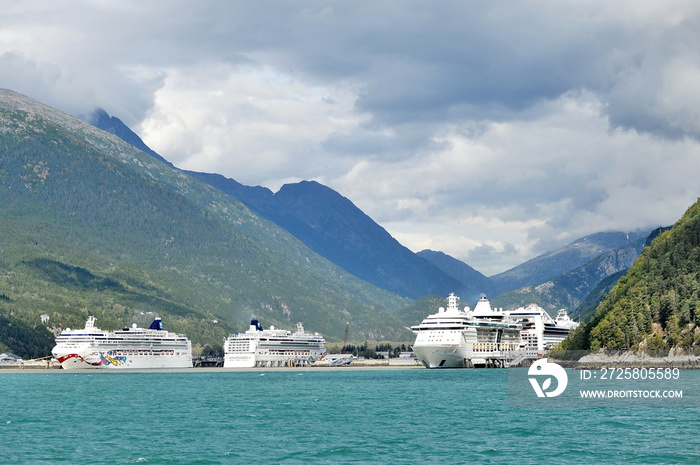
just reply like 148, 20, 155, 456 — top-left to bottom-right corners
2, 367, 700, 464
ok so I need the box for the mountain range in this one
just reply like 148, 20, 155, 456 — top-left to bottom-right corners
0, 88, 658, 357
85, 106, 651, 308
0, 89, 413, 356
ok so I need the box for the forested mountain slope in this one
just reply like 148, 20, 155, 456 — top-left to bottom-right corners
562, 202, 700, 351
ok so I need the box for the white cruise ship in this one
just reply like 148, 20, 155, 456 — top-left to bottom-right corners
223, 319, 326, 368
506, 304, 579, 354
52, 316, 193, 369
411, 294, 522, 368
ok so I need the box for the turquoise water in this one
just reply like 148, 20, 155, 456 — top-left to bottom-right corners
2, 368, 700, 464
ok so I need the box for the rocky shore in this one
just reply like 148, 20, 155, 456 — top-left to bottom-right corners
554, 348, 700, 369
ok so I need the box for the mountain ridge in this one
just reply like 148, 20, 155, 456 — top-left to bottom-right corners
85, 107, 651, 308
80, 108, 468, 299
489, 231, 651, 293
491, 235, 649, 315
416, 249, 495, 302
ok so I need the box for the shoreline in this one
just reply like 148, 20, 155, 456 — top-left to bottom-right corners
0, 365, 426, 373
7, 354, 700, 371
0, 359, 425, 373
551, 350, 700, 370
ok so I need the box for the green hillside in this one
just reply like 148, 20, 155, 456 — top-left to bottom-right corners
0, 89, 410, 358
561, 200, 700, 352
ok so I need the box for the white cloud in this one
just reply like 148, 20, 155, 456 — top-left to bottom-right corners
330, 92, 700, 274
137, 63, 365, 188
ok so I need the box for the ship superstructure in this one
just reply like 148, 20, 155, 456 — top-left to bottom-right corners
506, 304, 579, 353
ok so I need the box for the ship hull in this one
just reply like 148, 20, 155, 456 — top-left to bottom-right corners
223, 353, 256, 368
412, 344, 467, 368
222, 348, 323, 368
412, 327, 470, 368
54, 349, 193, 370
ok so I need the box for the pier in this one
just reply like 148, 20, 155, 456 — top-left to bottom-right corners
193, 357, 223, 367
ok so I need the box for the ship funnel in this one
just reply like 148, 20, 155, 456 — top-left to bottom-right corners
149, 318, 163, 330
250, 319, 264, 331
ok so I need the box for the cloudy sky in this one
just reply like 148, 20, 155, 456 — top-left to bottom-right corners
2, 1, 700, 275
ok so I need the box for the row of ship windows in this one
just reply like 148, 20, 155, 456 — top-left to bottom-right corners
111, 350, 177, 355
228, 341, 319, 348
422, 322, 469, 325
229, 338, 322, 344
257, 350, 311, 355
471, 344, 519, 352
